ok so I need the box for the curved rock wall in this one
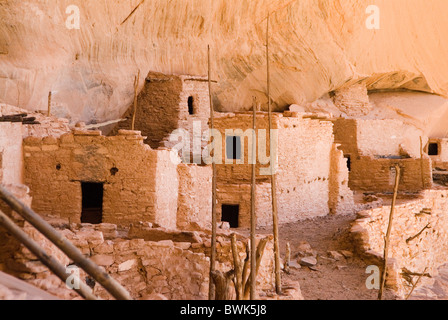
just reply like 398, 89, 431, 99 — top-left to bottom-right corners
1, 0, 448, 123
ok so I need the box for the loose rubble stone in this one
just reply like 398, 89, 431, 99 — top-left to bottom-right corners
299, 256, 317, 267
328, 251, 344, 261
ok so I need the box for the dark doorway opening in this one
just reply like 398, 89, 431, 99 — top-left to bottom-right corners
188, 96, 194, 115
428, 143, 439, 156
81, 182, 103, 224
221, 204, 239, 228
345, 155, 351, 171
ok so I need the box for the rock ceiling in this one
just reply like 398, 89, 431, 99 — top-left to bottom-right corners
1, 0, 448, 124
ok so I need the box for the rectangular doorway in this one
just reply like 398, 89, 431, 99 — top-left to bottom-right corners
81, 182, 103, 224
221, 204, 239, 228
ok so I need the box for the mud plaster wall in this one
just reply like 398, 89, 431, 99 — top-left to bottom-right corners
112, 72, 210, 153
333, 118, 424, 159
328, 143, 355, 215
355, 119, 423, 158
0, 122, 23, 185
23, 130, 179, 228
349, 156, 432, 192
216, 182, 272, 228
428, 138, 448, 170
214, 112, 351, 226
177, 163, 212, 229
351, 190, 448, 298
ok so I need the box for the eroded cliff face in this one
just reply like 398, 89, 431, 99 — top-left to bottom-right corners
1, 0, 448, 125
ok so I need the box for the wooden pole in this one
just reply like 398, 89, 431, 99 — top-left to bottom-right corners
243, 237, 269, 300
208, 44, 218, 300
420, 137, 425, 189
47, 91, 52, 117
241, 240, 250, 291
405, 267, 428, 300
230, 233, 243, 300
266, 13, 282, 295
0, 185, 132, 300
284, 242, 291, 274
250, 97, 257, 300
211, 270, 234, 300
131, 70, 140, 131
0, 209, 98, 300
378, 164, 401, 300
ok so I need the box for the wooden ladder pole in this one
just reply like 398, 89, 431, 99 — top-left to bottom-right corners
0, 185, 132, 300
0, 209, 98, 300
250, 96, 257, 300
207, 44, 218, 300
47, 91, 52, 117
420, 136, 425, 189
378, 164, 401, 300
266, 13, 282, 295
131, 70, 140, 131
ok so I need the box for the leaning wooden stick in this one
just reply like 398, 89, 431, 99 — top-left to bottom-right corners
266, 13, 282, 295
284, 242, 291, 274
211, 270, 235, 300
378, 164, 401, 300
47, 91, 52, 117
420, 137, 425, 189
230, 233, 243, 300
0, 209, 97, 300
405, 267, 428, 300
243, 237, 269, 300
250, 97, 257, 300
131, 70, 140, 131
208, 44, 218, 300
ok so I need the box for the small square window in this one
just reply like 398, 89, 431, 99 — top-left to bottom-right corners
428, 143, 439, 156
188, 96, 194, 115
226, 136, 241, 160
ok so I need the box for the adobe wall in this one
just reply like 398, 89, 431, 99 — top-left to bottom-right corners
177, 163, 212, 230
0, 122, 23, 185
216, 182, 272, 228
356, 119, 423, 158
349, 156, 432, 192
23, 129, 179, 228
276, 115, 335, 221
214, 112, 352, 226
112, 72, 210, 152
333, 118, 424, 159
328, 143, 355, 215
351, 190, 448, 298
428, 138, 448, 170
332, 119, 358, 157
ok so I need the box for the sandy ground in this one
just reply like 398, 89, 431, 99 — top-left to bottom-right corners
254, 214, 398, 300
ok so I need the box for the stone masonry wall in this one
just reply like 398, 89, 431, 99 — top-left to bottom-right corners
1, 218, 275, 300
23, 129, 179, 228
351, 190, 448, 298
276, 114, 335, 221
177, 163, 212, 230
112, 72, 210, 153
214, 112, 353, 225
0, 122, 23, 185
349, 156, 432, 192
112, 72, 183, 148
333, 118, 424, 159
356, 119, 424, 159
328, 143, 355, 215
